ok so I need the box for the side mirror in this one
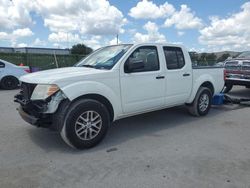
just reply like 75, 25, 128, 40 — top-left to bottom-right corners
125, 59, 144, 73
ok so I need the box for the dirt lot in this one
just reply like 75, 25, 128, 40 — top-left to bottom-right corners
0, 87, 250, 188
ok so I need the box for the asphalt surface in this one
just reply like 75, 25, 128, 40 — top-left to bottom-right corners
0, 87, 250, 188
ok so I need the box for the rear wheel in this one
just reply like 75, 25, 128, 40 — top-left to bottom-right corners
60, 99, 110, 149
0, 76, 19, 90
187, 87, 212, 117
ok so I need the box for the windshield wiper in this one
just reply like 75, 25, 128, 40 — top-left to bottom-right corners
82, 64, 96, 68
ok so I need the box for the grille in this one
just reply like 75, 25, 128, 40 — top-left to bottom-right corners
20, 82, 37, 100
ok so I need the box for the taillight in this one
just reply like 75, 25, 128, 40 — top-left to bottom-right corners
24, 69, 31, 73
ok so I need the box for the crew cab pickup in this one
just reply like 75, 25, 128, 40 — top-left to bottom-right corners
14, 43, 224, 149
223, 51, 250, 93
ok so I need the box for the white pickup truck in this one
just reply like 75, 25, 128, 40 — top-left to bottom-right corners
14, 43, 224, 149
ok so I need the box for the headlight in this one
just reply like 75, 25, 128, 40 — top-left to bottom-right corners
31, 84, 59, 100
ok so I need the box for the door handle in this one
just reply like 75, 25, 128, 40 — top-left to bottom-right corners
183, 73, 190, 77
156, 76, 165, 79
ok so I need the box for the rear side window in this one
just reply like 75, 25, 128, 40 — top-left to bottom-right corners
163, 47, 185, 70
0, 62, 5, 68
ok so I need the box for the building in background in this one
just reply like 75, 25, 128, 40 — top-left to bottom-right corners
0, 47, 14, 53
0, 47, 70, 55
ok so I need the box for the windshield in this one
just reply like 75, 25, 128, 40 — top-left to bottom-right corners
75, 44, 132, 70
237, 51, 250, 58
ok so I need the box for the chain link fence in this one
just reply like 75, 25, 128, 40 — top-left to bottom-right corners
0, 52, 85, 70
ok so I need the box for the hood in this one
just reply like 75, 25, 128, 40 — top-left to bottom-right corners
20, 67, 108, 84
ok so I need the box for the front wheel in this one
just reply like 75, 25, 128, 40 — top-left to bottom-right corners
60, 99, 110, 149
187, 87, 212, 117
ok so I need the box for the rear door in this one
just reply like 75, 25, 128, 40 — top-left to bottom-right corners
120, 45, 165, 114
162, 46, 192, 105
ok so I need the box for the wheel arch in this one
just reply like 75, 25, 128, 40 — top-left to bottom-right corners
187, 75, 215, 104
60, 81, 122, 121
71, 94, 114, 122
201, 81, 214, 95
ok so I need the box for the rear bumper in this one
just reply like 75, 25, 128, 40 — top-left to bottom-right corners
225, 78, 250, 86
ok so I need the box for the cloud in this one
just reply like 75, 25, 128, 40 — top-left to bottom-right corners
109, 37, 121, 45
199, 2, 250, 51
82, 36, 102, 50
48, 32, 81, 43
129, 0, 175, 19
133, 21, 166, 43
0, 0, 126, 36
0, 0, 35, 30
12, 28, 34, 37
33, 38, 47, 46
164, 4, 203, 29
16, 43, 28, 47
0, 28, 33, 40
35, 0, 126, 35
177, 31, 185, 36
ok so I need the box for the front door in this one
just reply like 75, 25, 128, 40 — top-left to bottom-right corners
120, 45, 165, 114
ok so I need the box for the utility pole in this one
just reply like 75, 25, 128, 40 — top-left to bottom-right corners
67, 32, 69, 49
116, 34, 119, 44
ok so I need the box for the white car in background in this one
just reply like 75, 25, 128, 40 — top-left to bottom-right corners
0, 59, 30, 90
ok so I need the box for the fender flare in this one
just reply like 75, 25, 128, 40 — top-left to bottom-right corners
187, 74, 215, 104
60, 81, 121, 120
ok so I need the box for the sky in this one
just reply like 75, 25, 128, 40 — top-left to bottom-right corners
0, 0, 249, 52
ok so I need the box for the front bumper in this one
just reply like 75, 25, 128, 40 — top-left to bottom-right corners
14, 92, 53, 128
17, 106, 39, 126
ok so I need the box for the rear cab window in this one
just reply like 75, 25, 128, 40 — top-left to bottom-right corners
163, 47, 185, 70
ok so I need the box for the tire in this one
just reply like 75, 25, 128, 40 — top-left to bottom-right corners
222, 84, 233, 93
187, 87, 212, 117
60, 99, 110, 149
0, 76, 19, 90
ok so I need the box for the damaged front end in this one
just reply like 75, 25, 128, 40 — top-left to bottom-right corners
14, 82, 68, 129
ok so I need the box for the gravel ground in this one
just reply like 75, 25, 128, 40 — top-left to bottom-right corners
0, 87, 250, 188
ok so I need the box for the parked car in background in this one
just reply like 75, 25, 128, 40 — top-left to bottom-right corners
223, 51, 250, 93
0, 59, 30, 90
15, 43, 224, 149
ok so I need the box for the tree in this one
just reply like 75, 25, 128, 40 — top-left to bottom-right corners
206, 53, 217, 65
217, 53, 230, 62
71, 44, 93, 55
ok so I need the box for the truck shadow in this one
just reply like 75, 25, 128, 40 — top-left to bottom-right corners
227, 87, 250, 98
27, 105, 231, 153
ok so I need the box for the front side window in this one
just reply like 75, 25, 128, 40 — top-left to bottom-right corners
75, 44, 132, 70
0, 62, 5, 68
163, 47, 185, 70
124, 46, 159, 73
